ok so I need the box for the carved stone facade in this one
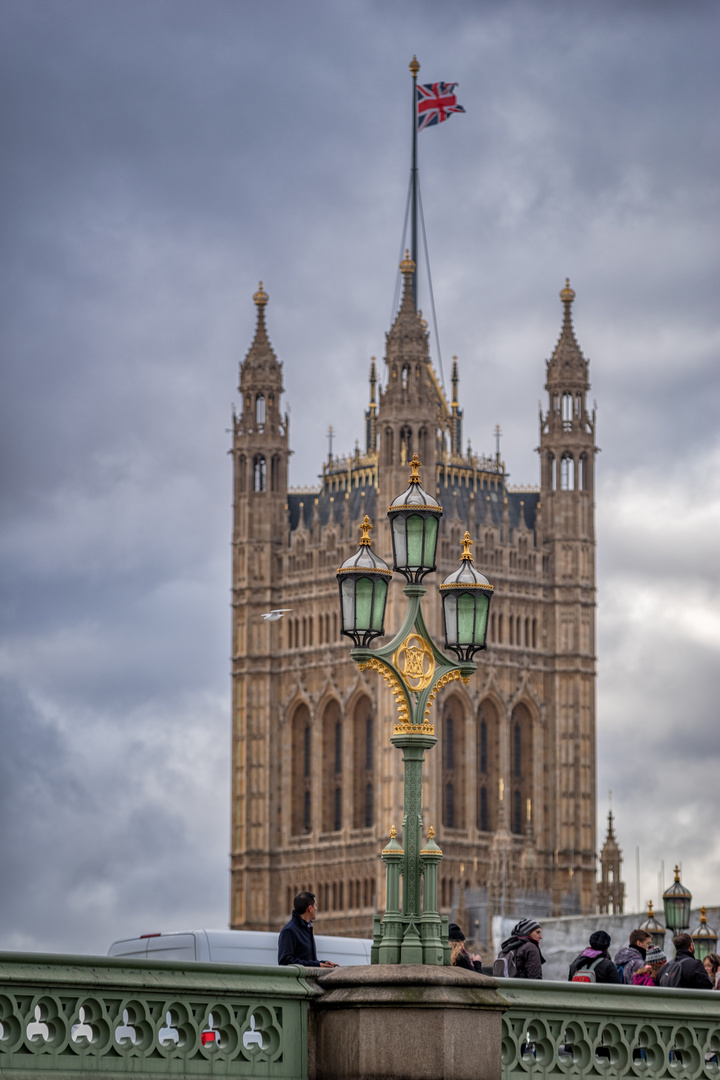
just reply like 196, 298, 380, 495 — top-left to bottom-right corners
230, 266, 598, 936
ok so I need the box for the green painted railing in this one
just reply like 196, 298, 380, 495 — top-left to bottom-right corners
2, 955, 719, 1079
497, 977, 720, 1079
0, 952, 318, 1079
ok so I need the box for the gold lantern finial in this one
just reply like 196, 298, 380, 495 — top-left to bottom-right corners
408, 453, 422, 483
359, 515, 374, 546
428, 825, 435, 840
389, 825, 397, 840
400, 249, 415, 276
409, 55, 420, 76
673, 864, 681, 882
460, 531, 473, 561
253, 281, 268, 307
700, 906, 707, 924
559, 277, 575, 304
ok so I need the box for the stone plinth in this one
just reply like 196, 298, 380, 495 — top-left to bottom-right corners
308, 965, 504, 1080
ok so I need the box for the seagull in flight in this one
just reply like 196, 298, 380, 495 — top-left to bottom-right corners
260, 609, 292, 621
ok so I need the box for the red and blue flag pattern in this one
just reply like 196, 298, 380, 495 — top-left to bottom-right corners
416, 82, 465, 131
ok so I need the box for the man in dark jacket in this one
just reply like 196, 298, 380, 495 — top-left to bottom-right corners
277, 892, 338, 967
569, 930, 621, 983
497, 918, 545, 979
669, 934, 713, 989
614, 928, 652, 984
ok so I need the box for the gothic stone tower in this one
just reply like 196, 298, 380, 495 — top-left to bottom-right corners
230, 267, 598, 935
597, 809, 625, 915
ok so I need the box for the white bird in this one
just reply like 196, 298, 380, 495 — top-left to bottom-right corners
260, 609, 292, 621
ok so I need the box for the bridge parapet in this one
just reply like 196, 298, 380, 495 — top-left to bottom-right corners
0, 951, 318, 1079
498, 976, 720, 1078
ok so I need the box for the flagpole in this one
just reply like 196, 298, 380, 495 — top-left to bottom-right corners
409, 55, 419, 308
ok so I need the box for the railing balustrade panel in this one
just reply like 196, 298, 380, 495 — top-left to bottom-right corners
497, 978, 720, 1079
0, 953, 317, 1080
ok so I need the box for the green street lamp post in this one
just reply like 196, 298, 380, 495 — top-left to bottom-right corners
691, 907, 718, 962
638, 901, 667, 951
336, 455, 493, 965
663, 865, 692, 937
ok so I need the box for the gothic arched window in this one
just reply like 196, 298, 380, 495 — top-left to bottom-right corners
400, 425, 412, 464
561, 393, 572, 427
560, 453, 575, 491
510, 703, 532, 836
442, 698, 465, 828
322, 700, 342, 832
254, 455, 266, 492
255, 394, 265, 425
477, 700, 499, 833
445, 782, 454, 829
479, 786, 489, 832
353, 697, 374, 828
291, 704, 312, 836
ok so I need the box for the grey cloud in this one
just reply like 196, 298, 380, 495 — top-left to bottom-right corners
1, 0, 718, 951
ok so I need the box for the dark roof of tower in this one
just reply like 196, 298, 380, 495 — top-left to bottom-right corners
545, 279, 589, 392
288, 485, 377, 533
438, 479, 539, 533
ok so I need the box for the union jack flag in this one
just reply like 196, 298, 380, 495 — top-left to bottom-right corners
416, 82, 465, 131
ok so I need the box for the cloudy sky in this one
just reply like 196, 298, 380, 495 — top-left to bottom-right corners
1, 1, 718, 953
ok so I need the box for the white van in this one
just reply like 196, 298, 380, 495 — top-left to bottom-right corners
108, 929, 372, 967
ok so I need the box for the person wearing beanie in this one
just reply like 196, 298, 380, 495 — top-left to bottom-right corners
632, 946, 668, 986
568, 930, 621, 984
495, 918, 545, 980
448, 923, 484, 972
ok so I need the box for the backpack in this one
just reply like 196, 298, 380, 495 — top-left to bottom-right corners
615, 962, 626, 982
493, 950, 518, 978
571, 958, 602, 983
658, 960, 683, 988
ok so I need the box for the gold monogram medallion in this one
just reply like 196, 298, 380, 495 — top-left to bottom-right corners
393, 633, 435, 692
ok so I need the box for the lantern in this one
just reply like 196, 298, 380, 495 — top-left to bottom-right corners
440, 532, 493, 661
336, 516, 392, 647
387, 454, 442, 583
691, 907, 718, 962
663, 865, 692, 934
638, 900, 666, 950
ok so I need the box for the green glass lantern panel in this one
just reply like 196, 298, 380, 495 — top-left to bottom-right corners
391, 517, 407, 567
474, 592, 490, 644
423, 515, 438, 566
457, 594, 475, 644
355, 577, 373, 631
341, 577, 355, 631
371, 578, 387, 632
406, 515, 424, 567
444, 594, 457, 644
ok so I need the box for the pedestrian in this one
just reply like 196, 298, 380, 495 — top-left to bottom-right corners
494, 918, 545, 979
632, 946, 668, 986
569, 931, 621, 983
277, 891, 338, 968
613, 928, 652, 984
658, 934, 713, 989
702, 953, 720, 989
449, 923, 484, 972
